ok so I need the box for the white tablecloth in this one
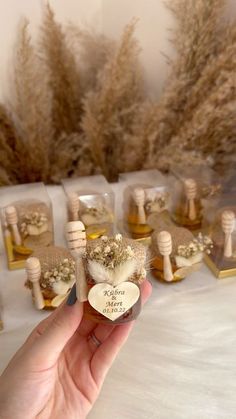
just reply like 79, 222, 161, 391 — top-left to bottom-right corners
1, 186, 236, 419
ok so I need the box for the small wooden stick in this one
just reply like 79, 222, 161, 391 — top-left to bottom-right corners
184, 179, 197, 221
133, 188, 146, 224
68, 193, 79, 221
221, 210, 235, 258
157, 231, 173, 282
65, 221, 87, 302
5, 206, 22, 246
25, 257, 45, 310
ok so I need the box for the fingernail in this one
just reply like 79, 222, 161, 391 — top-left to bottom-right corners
67, 284, 77, 306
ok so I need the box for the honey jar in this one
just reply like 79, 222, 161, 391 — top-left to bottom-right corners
62, 175, 115, 240
0, 183, 54, 270
25, 246, 76, 310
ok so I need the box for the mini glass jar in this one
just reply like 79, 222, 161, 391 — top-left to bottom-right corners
62, 175, 115, 240
169, 165, 221, 231
25, 246, 76, 310
78, 235, 146, 325
204, 204, 236, 278
151, 227, 213, 283
0, 183, 54, 270
119, 170, 169, 240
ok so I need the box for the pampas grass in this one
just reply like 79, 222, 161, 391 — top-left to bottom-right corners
0, 0, 235, 184
142, 0, 236, 173
0, 104, 28, 185
11, 19, 52, 182
67, 24, 115, 94
82, 19, 145, 181
0, 5, 115, 184
40, 4, 81, 136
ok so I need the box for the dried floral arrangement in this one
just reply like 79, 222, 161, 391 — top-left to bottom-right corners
152, 224, 213, 262
177, 233, 213, 258
86, 234, 147, 286
80, 202, 114, 226
0, 0, 235, 185
20, 212, 48, 237
25, 247, 76, 309
41, 258, 75, 294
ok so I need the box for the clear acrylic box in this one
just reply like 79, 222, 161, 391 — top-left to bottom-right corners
62, 175, 115, 240
169, 165, 222, 232
204, 190, 236, 278
119, 170, 169, 241
0, 183, 54, 270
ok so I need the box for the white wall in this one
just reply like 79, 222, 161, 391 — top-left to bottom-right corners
0, 0, 236, 101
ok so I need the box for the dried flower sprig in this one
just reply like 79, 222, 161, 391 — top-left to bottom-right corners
86, 235, 140, 286
87, 235, 134, 270
42, 258, 75, 289
145, 192, 169, 214
20, 212, 48, 237
201, 184, 222, 198
84, 205, 111, 217
177, 233, 213, 258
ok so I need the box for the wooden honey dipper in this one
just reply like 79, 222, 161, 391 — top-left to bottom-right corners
184, 178, 197, 221
65, 221, 87, 302
221, 210, 235, 258
5, 206, 22, 246
68, 193, 79, 221
25, 257, 45, 310
133, 187, 146, 224
157, 231, 174, 282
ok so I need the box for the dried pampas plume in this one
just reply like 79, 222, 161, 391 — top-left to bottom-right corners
139, 0, 236, 173
66, 24, 115, 94
82, 19, 145, 181
0, 0, 236, 185
0, 104, 24, 185
0, 5, 114, 185
9, 19, 53, 182
40, 3, 81, 136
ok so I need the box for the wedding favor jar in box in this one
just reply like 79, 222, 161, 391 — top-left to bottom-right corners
0, 183, 54, 270
25, 246, 76, 310
119, 170, 169, 240
169, 165, 221, 231
62, 175, 115, 240
65, 222, 147, 325
204, 194, 236, 278
151, 226, 213, 283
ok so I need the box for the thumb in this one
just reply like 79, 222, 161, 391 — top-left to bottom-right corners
31, 292, 83, 365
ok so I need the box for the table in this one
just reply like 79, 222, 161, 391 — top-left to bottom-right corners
1, 186, 236, 419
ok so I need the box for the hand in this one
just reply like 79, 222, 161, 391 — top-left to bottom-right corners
0, 280, 151, 419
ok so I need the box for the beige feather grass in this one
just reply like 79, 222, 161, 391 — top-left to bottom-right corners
0, 1, 236, 184
82, 19, 145, 181
88, 259, 137, 286
40, 3, 81, 136
12, 19, 53, 182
